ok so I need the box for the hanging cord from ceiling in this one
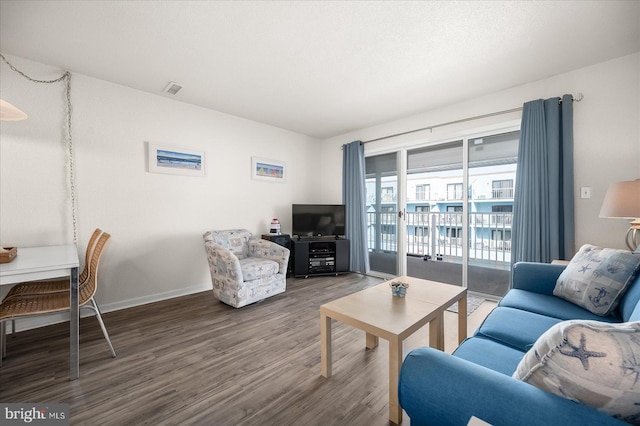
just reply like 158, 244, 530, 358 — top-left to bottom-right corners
0, 53, 77, 244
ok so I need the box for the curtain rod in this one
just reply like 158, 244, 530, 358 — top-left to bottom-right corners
360, 92, 583, 145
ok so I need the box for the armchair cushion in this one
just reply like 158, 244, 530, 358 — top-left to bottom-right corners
239, 258, 279, 280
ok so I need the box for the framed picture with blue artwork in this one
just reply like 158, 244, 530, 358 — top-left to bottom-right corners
251, 157, 286, 183
147, 142, 206, 177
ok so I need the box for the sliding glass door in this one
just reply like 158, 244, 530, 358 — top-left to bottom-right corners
366, 128, 519, 298
406, 141, 464, 286
365, 152, 400, 276
466, 131, 519, 296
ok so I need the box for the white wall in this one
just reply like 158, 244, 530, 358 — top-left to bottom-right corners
0, 55, 320, 323
2, 52, 639, 330
320, 53, 640, 252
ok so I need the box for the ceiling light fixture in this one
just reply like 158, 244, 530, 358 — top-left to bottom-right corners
0, 99, 28, 121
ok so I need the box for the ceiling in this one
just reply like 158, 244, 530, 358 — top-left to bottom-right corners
1, 1, 639, 139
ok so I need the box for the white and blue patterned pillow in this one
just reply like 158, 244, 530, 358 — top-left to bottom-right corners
553, 244, 640, 316
513, 320, 640, 423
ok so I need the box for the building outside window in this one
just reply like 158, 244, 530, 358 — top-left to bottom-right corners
447, 183, 463, 200
381, 187, 395, 203
381, 225, 396, 235
492, 205, 513, 225
380, 205, 395, 225
492, 179, 514, 199
492, 229, 512, 250
416, 184, 430, 201
415, 205, 430, 224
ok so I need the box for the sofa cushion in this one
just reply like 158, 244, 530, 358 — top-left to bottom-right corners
513, 320, 640, 423
453, 336, 526, 376
499, 289, 622, 323
476, 307, 563, 352
239, 258, 279, 280
553, 244, 640, 316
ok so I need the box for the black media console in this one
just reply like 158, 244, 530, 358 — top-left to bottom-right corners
291, 238, 350, 278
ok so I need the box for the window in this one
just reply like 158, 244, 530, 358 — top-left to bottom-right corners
447, 183, 463, 200
492, 229, 512, 241
414, 205, 430, 227
381, 187, 395, 202
381, 225, 396, 235
447, 228, 462, 238
492, 205, 513, 225
416, 184, 430, 201
445, 205, 462, 226
446, 227, 462, 246
491, 229, 512, 250
380, 206, 396, 225
414, 227, 427, 237
492, 179, 514, 199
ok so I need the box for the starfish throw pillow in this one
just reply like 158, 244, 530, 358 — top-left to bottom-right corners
513, 320, 640, 424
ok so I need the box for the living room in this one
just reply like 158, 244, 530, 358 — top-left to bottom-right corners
1, 1, 639, 425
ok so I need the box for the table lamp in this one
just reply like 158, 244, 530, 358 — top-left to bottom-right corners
599, 179, 640, 251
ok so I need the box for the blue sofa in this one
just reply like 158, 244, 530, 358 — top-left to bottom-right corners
399, 261, 640, 426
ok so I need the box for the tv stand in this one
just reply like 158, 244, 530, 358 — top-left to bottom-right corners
292, 238, 350, 278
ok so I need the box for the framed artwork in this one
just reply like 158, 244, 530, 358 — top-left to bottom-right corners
251, 157, 286, 183
147, 143, 206, 177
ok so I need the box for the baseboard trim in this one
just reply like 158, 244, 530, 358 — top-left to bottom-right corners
100, 283, 211, 313
9, 282, 212, 334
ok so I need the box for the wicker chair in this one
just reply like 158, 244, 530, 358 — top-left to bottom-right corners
0, 232, 116, 366
3, 228, 103, 302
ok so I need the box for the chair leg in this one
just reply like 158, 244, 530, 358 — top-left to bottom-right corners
85, 298, 116, 358
1, 321, 5, 366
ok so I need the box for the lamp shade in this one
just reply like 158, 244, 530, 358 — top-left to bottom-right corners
599, 180, 640, 219
0, 99, 28, 121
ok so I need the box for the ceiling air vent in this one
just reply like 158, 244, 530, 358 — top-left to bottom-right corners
162, 81, 183, 95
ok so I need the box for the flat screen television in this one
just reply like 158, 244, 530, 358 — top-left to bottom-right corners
292, 204, 346, 238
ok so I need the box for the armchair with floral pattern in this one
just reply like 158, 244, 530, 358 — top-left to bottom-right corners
203, 229, 289, 308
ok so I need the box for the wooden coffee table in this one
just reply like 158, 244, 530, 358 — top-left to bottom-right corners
320, 276, 467, 424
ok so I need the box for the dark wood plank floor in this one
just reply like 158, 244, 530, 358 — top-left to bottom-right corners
1, 274, 435, 425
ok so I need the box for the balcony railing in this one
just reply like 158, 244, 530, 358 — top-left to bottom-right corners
367, 211, 513, 266
492, 187, 514, 199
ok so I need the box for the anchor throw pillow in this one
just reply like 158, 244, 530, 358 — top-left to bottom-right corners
553, 244, 640, 316
513, 320, 640, 424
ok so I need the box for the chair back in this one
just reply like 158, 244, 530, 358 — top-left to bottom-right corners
79, 228, 103, 284
80, 232, 111, 305
203, 229, 252, 259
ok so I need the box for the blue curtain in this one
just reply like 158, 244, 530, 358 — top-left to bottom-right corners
512, 94, 575, 263
342, 140, 370, 273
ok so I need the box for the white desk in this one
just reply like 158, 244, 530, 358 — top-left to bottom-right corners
0, 244, 80, 380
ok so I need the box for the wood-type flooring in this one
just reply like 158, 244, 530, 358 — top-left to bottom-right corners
0, 274, 495, 425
